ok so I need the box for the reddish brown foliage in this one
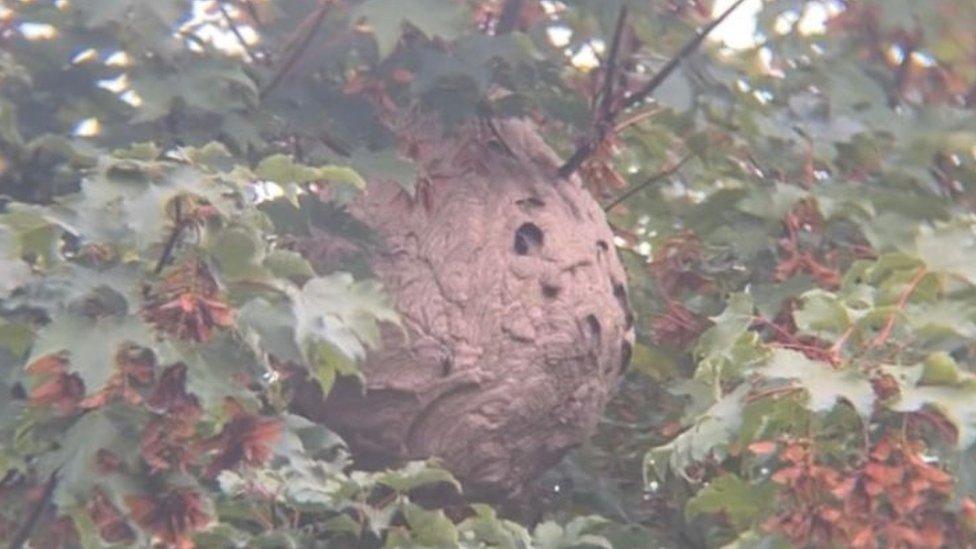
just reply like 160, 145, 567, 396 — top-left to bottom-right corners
126, 487, 210, 549
143, 260, 233, 343
579, 138, 628, 199
767, 437, 976, 548
88, 490, 135, 544
775, 200, 841, 289
146, 363, 198, 412
29, 516, 78, 549
80, 346, 155, 410
651, 300, 709, 348
648, 231, 710, 297
26, 354, 84, 414
141, 364, 202, 474
201, 399, 283, 478
96, 449, 124, 474
140, 407, 201, 475
829, 4, 975, 108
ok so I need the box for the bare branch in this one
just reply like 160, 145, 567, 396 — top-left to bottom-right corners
218, 2, 257, 63
617, 0, 749, 112
155, 196, 185, 275
602, 152, 695, 212
557, 6, 629, 179
260, 0, 333, 99
598, 6, 628, 120
559, 0, 748, 179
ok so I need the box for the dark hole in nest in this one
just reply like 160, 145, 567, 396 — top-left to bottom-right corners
612, 282, 634, 328
612, 282, 627, 302
584, 314, 601, 341
440, 357, 453, 377
514, 223, 543, 255
541, 283, 561, 299
620, 341, 633, 373
597, 240, 609, 252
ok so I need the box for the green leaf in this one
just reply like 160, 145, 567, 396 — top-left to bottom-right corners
291, 273, 399, 364
377, 460, 461, 493
694, 293, 765, 386
913, 220, 976, 284
237, 297, 305, 365
264, 249, 315, 283
763, 349, 874, 420
887, 365, 976, 449
256, 154, 366, 189
348, 148, 418, 197
211, 226, 267, 280
457, 504, 533, 548
63, 160, 231, 255
686, 474, 776, 530
646, 383, 751, 482
793, 290, 851, 339
36, 407, 142, 508
400, 502, 460, 547
352, 0, 469, 59
28, 314, 154, 393
168, 334, 263, 413
532, 515, 612, 549
921, 352, 962, 386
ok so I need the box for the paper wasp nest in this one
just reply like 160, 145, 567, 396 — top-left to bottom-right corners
297, 118, 635, 499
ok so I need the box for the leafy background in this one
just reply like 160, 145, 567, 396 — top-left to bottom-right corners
2, 0, 976, 547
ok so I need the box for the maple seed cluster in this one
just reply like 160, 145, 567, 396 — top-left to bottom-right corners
766, 437, 976, 548
143, 259, 234, 343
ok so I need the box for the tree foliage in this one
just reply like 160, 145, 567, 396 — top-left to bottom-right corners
1, 0, 976, 547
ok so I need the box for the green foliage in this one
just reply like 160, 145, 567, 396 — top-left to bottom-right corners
3, 0, 976, 547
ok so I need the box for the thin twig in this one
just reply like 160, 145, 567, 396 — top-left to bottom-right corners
478, 102, 517, 157
617, 0, 749, 112
603, 152, 695, 211
9, 469, 58, 549
557, 6, 628, 179
155, 197, 185, 275
318, 130, 351, 157
218, 2, 256, 63
260, 0, 332, 99
598, 6, 629, 121
868, 267, 927, 349
558, 0, 749, 179
614, 105, 662, 133
495, 0, 525, 35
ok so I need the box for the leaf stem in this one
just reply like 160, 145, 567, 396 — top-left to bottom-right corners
868, 267, 927, 349
154, 196, 185, 275
602, 152, 695, 212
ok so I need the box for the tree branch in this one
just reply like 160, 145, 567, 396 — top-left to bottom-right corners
219, 2, 257, 63
495, 0, 525, 35
9, 470, 58, 549
598, 6, 628, 121
602, 152, 695, 212
260, 0, 333, 99
559, 0, 748, 179
155, 196, 185, 275
557, 6, 629, 179
617, 0, 749, 113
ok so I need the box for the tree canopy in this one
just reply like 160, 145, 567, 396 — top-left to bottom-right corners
2, 0, 976, 547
